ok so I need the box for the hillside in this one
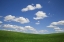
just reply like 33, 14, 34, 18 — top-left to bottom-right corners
0, 30, 64, 42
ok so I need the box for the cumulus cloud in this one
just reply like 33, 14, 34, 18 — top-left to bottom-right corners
3, 24, 37, 33
47, 25, 57, 28
25, 26, 38, 33
4, 15, 15, 21
47, 20, 64, 32
0, 21, 3, 27
33, 11, 48, 20
14, 17, 29, 24
25, 26, 36, 31
21, 4, 42, 12
35, 21, 40, 25
0, 21, 3, 24
25, 26, 48, 34
3, 24, 26, 32
4, 15, 30, 24
55, 29, 64, 32
51, 20, 64, 25
39, 30, 48, 33
54, 27, 61, 30
36, 4, 42, 9
2, 24, 48, 34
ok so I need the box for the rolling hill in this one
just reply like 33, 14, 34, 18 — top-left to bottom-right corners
0, 30, 64, 42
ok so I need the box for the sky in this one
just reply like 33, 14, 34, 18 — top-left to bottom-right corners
0, 0, 64, 34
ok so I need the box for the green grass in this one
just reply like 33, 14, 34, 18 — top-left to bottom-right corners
0, 30, 64, 42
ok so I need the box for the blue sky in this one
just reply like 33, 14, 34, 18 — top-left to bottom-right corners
0, 0, 64, 34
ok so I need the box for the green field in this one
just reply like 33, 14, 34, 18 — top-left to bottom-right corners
0, 30, 64, 42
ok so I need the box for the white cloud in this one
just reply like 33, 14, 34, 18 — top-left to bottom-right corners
0, 21, 3, 27
54, 27, 64, 32
0, 21, 3, 24
47, 25, 57, 28
2, 24, 48, 34
36, 4, 42, 9
3, 24, 26, 32
25, 26, 38, 33
35, 21, 40, 25
14, 17, 29, 24
3, 24, 36, 32
25, 26, 48, 34
54, 27, 61, 30
25, 26, 36, 31
47, 20, 64, 32
4, 15, 15, 21
33, 11, 48, 20
51, 20, 64, 25
36, 22, 40, 25
55, 29, 64, 32
39, 30, 48, 33
21, 4, 42, 12
4, 15, 30, 24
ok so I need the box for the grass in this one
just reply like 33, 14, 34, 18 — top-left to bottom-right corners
0, 30, 64, 42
